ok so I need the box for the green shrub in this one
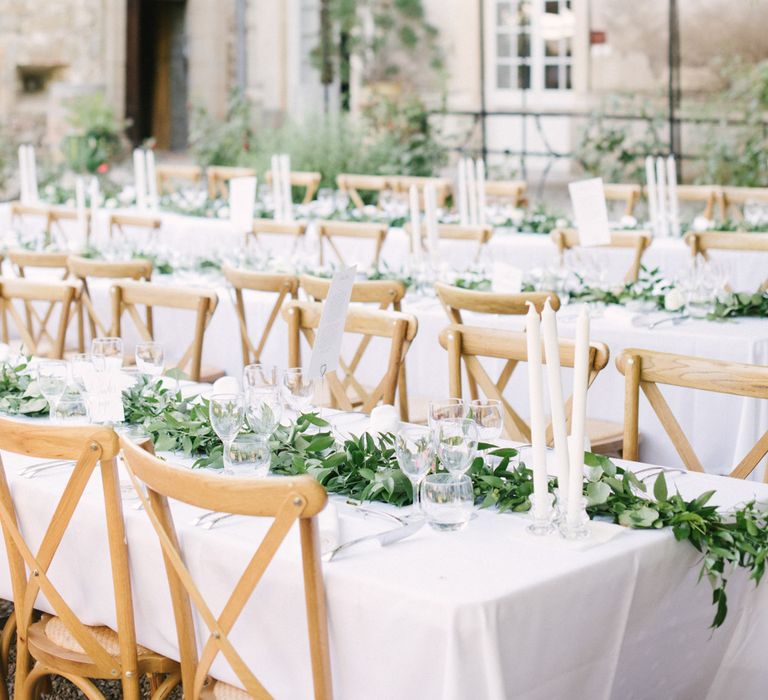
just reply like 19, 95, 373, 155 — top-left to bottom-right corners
189, 90, 254, 168
61, 93, 126, 173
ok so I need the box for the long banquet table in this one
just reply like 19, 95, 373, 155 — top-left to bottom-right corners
0, 412, 767, 699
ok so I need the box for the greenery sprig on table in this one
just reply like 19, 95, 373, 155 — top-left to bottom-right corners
567, 266, 672, 309
707, 290, 768, 320
0, 359, 48, 416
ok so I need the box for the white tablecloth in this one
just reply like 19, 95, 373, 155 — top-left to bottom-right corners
0, 427, 767, 699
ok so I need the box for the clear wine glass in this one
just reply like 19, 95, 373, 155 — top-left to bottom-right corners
395, 427, 433, 519
421, 474, 474, 532
69, 353, 92, 392
243, 363, 278, 390
91, 337, 123, 372
434, 418, 479, 480
208, 393, 245, 473
37, 360, 68, 421
245, 386, 283, 437
226, 435, 271, 477
469, 399, 503, 443
427, 398, 468, 431
283, 368, 314, 415
135, 341, 164, 379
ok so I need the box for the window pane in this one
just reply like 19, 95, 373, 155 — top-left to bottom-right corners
565, 37, 572, 57
497, 64, 512, 89
517, 33, 530, 58
565, 64, 572, 89
497, 2, 513, 27
518, 0, 531, 26
518, 64, 531, 89
545, 39, 559, 57
545, 0, 559, 14
544, 64, 559, 89
497, 33, 512, 58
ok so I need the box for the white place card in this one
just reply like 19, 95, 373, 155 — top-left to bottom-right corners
568, 177, 611, 247
229, 176, 257, 234
308, 266, 357, 380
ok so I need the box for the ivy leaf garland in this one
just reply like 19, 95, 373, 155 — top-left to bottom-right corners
707, 290, 768, 320
0, 359, 49, 416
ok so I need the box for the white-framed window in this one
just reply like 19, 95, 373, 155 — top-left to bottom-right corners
494, 0, 574, 92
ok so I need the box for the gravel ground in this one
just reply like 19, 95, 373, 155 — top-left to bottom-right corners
0, 600, 182, 699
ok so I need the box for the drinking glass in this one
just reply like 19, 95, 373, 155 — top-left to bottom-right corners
434, 418, 479, 479
421, 473, 474, 532
53, 392, 89, 424
69, 353, 92, 392
395, 427, 433, 518
469, 399, 503, 443
37, 360, 68, 420
135, 341, 164, 378
283, 368, 314, 415
243, 363, 278, 390
225, 435, 271, 477
427, 398, 468, 431
91, 337, 123, 372
208, 393, 245, 473
245, 386, 283, 437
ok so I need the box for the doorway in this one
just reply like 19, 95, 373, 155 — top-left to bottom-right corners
125, 0, 188, 150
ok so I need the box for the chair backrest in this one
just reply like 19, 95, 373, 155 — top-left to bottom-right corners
435, 282, 559, 324
10, 203, 52, 239
389, 176, 452, 207
674, 184, 721, 220
222, 263, 299, 368
603, 183, 642, 217
0, 277, 79, 358
549, 228, 652, 283
110, 280, 219, 381
0, 421, 145, 696
316, 220, 388, 268
7, 249, 70, 278
68, 256, 153, 345
265, 170, 322, 204
484, 179, 528, 208
404, 223, 492, 263
616, 348, 768, 480
206, 166, 257, 199
248, 218, 307, 249
283, 299, 418, 412
300, 274, 406, 310
156, 163, 203, 194
439, 323, 609, 442
119, 437, 332, 699
335, 174, 391, 210
721, 186, 768, 221
683, 231, 768, 290
108, 213, 162, 240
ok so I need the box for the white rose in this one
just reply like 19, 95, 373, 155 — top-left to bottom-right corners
105, 198, 118, 208
692, 216, 713, 232
555, 218, 569, 228
664, 288, 685, 311
619, 215, 637, 229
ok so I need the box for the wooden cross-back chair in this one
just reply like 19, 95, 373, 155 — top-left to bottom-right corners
206, 166, 257, 199
683, 231, 768, 291
0, 278, 79, 359
0, 419, 180, 699
335, 174, 391, 210
720, 186, 768, 221
439, 324, 622, 454
108, 213, 162, 243
484, 179, 528, 208
283, 300, 418, 414
68, 256, 153, 351
300, 274, 411, 420
110, 280, 222, 382
389, 176, 452, 208
10, 202, 52, 239
603, 183, 642, 217
119, 436, 332, 700
265, 169, 322, 204
617, 348, 768, 480
316, 221, 388, 268
404, 223, 493, 263
223, 263, 299, 369
156, 164, 203, 194
549, 228, 653, 283
248, 219, 307, 250
674, 185, 721, 221
435, 283, 559, 412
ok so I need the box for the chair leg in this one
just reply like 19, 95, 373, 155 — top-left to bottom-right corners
150, 671, 182, 700
397, 365, 410, 422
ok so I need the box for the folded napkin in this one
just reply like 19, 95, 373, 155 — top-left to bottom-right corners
318, 502, 340, 555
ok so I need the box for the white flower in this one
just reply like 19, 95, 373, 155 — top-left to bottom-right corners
664, 288, 685, 311
555, 217, 568, 228
217, 206, 229, 218
610, 285, 624, 296
619, 215, 637, 228
105, 198, 118, 208
692, 216, 713, 232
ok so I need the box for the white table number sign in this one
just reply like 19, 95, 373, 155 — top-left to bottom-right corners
229, 176, 257, 234
308, 266, 357, 380
568, 177, 611, 247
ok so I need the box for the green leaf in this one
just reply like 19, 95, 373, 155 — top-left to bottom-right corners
653, 473, 668, 502
585, 481, 611, 507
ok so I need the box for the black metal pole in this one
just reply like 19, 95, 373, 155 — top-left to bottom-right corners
668, 0, 681, 177
478, 0, 488, 161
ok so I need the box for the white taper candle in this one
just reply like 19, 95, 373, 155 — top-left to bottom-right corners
655, 156, 668, 237
567, 305, 590, 525
466, 158, 478, 225
280, 154, 293, 221
476, 158, 487, 226
408, 185, 422, 260
666, 155, 680, 237
457, 158, 469, 226
133, 149, 147, 209
525, 302, 549, 512
645, 156, 658, 236
270, 155, 283, 220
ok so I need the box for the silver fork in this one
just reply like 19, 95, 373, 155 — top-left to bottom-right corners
21, 460, 74, 479
648, 314, 690, 330
192, 510, 222, 527
202, 513, 235, 530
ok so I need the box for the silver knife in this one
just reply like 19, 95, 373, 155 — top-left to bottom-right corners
322, 519, 424, 562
